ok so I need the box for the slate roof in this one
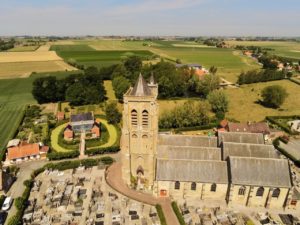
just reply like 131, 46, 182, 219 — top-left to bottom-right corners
229, 157, 291, 188
157, 145, 221, 161
158, 134, 218, 148
156, 159, 228, 183
218, 131, 264, 145
222, 142, 279, 160
70, 112, 93, 122
130, 73, 152, 96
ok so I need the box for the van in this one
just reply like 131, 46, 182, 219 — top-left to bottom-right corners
1, 197, 13, 211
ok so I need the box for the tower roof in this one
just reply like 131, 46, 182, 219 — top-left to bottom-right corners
149, 73, 156, 85
130, 73, 152, 96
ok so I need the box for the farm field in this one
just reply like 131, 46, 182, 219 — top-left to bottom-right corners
52, 44, 154, 68
8, 45, 39, 52
224, 80, 300, 122
0, 49, 77, 78
226, 40, 300, 60
0, 61, 76, 79
0, 71, 79, 154
64, 40, 260, 82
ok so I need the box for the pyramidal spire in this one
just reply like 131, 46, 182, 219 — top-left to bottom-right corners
149, 72, 156, 85
130, 73, 151, 96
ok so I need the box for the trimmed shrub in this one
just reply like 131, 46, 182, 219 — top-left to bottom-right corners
155, 204, 167, 225
172, 201, 186, 225
47, 149, 80, 160
85, 146, 120, 156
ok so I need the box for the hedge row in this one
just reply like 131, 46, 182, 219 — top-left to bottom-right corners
159, 122, 217, 133
155, 204, 167, 225
85, 146, 120, 156
171, 201, 186, 225
7, 156, 114, 225
47, 149, 80, 160
273, 138, 300, 167
290, 77, 300, 86
266, 115, 300, 135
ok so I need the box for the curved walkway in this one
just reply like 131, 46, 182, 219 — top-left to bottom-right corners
106, 162, 180, 225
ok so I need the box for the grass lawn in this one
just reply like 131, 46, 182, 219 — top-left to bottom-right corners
51, 118, 118, 152
104, 80, 117, 101
224, 80, 300, 122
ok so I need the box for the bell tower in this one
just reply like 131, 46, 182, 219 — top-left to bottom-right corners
121, 74, 158, 190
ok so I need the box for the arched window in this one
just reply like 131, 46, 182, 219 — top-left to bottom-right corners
256, 187, 264, 197
210, 183, 217, 192
132, 134, 138, 138
142, 134, 148, 139
174, 181, 180, 190
238, 186, 246, 196
142, 110, 149, 128
191, 182, 197, 191
272, 188, 280, 198
131, 110, 138, 127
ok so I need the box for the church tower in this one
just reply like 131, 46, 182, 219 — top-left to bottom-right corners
121, 74, 158, 190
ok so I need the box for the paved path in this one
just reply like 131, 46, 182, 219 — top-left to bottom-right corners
106, 162, 180, 225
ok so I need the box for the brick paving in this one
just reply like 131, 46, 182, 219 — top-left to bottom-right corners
106, 162, 180, 225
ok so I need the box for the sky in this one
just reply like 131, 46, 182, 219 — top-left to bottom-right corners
1, 0, 300, 36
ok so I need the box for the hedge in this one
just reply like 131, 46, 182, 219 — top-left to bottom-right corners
266, 115, 300, 135
155, 204, 167, 225
171, 201, 186, 225
159, 122, 217, 133
8, 156, 114, 224
290, 77, 300, 86
85, 146, 120, 156
47, 149, 80, 160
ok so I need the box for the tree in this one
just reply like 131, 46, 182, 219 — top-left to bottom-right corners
207, 90, 229, 119
105, 101, 121, 124
261, 85, 288, 108
196, 74, 220, 97
65, 83, 86, 106
209, 66, 218, 75
32, 76, 58, 104
112, 76, 131, 101
124, 56, 142, 73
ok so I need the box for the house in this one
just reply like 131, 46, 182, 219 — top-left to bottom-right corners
6, 140, 49, 163
176, 63, 208, 79
63, 112, 101, 140
219, 120, 271, 140
56, 112, 65, 121
64, 125, 74, 140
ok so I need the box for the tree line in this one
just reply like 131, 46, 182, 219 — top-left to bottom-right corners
110, 56, 220, 101
237, 69, 288, 85
32, 68, 106, 106
0, 39, 15, 51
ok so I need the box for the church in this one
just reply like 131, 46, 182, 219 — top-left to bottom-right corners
121, 74, 293, 209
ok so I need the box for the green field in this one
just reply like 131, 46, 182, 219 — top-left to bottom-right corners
224, 80, 300, 122
50, 40, 260, 82
52, 44, 154, 68
226, 40, 300, 60
0, 71, 79, 154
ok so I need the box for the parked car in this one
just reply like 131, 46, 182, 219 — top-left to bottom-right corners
0, 211, 7, 225
1, 197, 13, 211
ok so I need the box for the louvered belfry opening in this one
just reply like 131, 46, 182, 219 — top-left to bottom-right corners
142, 110, 149, 128
131, 110, 138, 127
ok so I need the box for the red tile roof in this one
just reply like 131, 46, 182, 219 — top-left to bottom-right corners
7, 142, 40, 160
